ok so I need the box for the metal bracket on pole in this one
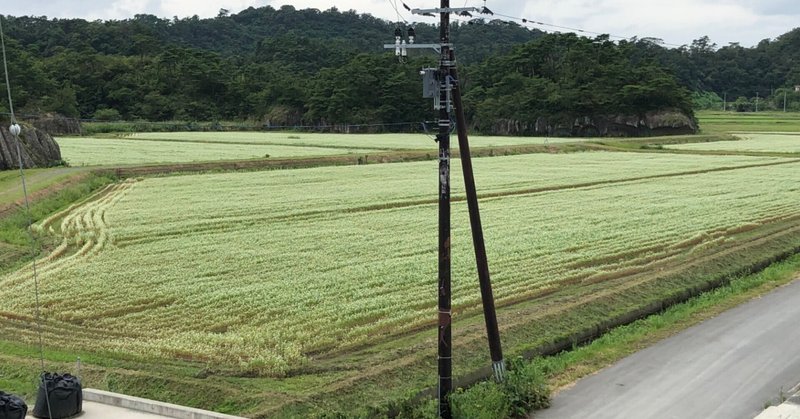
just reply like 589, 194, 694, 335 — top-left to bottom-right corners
382, 43, 443, 55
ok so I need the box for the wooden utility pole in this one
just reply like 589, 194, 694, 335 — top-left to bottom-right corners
435, 1, 453, 416
385, 5, 504, 417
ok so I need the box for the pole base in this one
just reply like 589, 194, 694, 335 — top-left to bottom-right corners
492, 359, 506, 382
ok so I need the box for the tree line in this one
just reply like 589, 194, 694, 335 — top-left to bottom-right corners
0, 6, 797, 130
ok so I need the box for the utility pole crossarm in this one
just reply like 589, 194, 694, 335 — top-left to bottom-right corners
382, 43, 443, 53
411, 7, 481, 15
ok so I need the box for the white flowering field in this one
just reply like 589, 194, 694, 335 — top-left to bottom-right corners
667, 133, 800, 153
1, 152, 798, 376
56, 136, 376, 166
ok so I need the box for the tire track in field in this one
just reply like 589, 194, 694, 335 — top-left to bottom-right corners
279, 220, 800, 413
0, 179, 137, 290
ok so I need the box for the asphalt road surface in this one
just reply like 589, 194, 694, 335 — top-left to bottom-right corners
537, 279, 800, 419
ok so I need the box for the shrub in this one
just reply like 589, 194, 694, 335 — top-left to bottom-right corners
450, 381, 510, 419
93, 108, 122, 121
503, 357, 551, 416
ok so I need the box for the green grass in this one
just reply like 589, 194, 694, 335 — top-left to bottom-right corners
698, 111, 800, 133
81, 120, 262, 135
454, 254, 800, 419
0, 167, 91, 208
2, 151, 800, 416
667, 133, 800, 153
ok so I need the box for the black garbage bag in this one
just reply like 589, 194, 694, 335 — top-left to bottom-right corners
32, 373, 82, 419
0, 391, 28, 419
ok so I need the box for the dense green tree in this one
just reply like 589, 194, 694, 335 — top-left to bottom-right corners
4, 6, 797, 129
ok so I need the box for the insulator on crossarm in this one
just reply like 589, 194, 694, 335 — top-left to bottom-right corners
407, 27, 416, 44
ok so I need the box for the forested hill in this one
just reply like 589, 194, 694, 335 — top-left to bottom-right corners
3, 6, 541, 64
0, 5, 798, 131
647, 31, 800, 110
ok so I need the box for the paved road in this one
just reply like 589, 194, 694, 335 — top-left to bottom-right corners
538, 279, 800, 419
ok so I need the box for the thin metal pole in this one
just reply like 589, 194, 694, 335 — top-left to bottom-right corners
1, 15, 53, 419
437, 0, 452, 417
450, 52, 505, 381
784, 91, 788, 113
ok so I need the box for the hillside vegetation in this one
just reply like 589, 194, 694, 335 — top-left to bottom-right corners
0, 6, 703, 134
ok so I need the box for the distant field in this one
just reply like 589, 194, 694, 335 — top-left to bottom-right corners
698, 111, 800, 133
2, 153, 798, 384
668, 133, 800, 153
57, 133, 593, 167
56, 136, 377, 166
127, 131, 587, 150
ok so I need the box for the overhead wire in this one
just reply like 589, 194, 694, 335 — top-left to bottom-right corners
489, 10, 686, 48
406, 0, 685, 48
387, 0, 409, 24
0, 14, 53, 419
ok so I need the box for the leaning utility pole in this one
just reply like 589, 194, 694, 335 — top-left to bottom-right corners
384, 3, 504, 418
450, 53, 506, 382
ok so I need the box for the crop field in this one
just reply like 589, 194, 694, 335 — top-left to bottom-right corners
56, 136, 379, 166
5, 114, 800, 416
126, 131, 587, 150
1, 151, 799, 395
667, 133, 800, 153
697, 111, 800, 133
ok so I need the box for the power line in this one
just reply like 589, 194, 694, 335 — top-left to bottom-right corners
386, 0, 409, 24
489, 10, 686, 48
0, 13, 53, 419
406, 1, 686, 49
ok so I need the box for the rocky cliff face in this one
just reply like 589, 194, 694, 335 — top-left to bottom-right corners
0, 124, 63, 170
483, 110, 698, 137
28, 114, 82, 136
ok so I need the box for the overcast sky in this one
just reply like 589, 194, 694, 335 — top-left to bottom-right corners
2, 0, 799, 48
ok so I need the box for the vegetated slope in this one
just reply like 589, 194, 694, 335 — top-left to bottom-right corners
1, 153, 798, 398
